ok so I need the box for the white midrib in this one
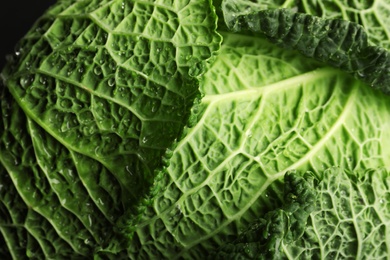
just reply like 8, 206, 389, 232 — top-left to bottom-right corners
175, 67, 340, 153
201, 67, 339, 103
136, 66, 357, 258
178, 72, 359, 254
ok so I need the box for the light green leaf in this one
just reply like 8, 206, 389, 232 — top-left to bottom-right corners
210, 167, 390, 259
288, 167, 390, 259
128, 31, 390, 259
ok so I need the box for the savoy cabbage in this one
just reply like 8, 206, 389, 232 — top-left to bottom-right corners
1, 0, 390, 259
211, 167, 390, 259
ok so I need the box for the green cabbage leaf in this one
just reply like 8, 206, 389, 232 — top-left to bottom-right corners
127, 30, 390, 259
0, 0, 221, 258
1, 0, 390, 259
211, 167, 390, 259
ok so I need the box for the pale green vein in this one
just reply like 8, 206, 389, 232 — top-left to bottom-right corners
0, 227, 18, 260
0, 157, 82, 254
177, 72, 359, 255
178, 173, 275, 256
24, 213, 54, 258
146, 68, 343, 251
27, 118, 108, 252
373, 6, 390, 42
202, 67, 340, 104
27, 118, 97, 241
217, 54, 301, 91
277, 84, 358, 175
69, 150, 118, 225
35, 67, 147, 122
348, 176, 364, 260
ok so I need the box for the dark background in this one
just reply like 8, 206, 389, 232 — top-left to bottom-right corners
0, 1, 56, 69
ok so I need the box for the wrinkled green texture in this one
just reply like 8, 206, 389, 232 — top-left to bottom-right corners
210, 167, 390, 259
288, 167, 390, 259
2, 0, 390, 259
209, 171, 318, 259
224, 8, 390, 94
221, 0, 390, 49
127, 31, 390, 259
0, 0, 221, 258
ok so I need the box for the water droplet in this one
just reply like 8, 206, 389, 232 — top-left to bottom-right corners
125, 165, 133, 176
108, 77, 115, 87
94, 66, 102, 75
39, 76, 47, 85
98, 198, 104, 205
20, 76, 32, 88
14, 157, 20, 166
109, 61, 117, 71
60, 99, 73, 109
94, 146, 100, 155
25, 61, 31, 70
357, 70, 366, 78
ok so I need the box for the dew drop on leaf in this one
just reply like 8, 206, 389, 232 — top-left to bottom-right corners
60, 99, 73, 109
20, 76, 32, 88
126, 165, 133, 176
108, 77, 115, 87
39, 76, 47, 85
94, 66, 102, 75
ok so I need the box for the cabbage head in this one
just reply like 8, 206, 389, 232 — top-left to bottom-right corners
1, 0, 390, 259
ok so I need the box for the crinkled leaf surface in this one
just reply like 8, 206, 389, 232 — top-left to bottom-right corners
2, 0, 390, 259
222, 0, 390, 49
128, 32, 390, 259
209, 171, 318, 259
286, 167, 390, 259
0, 0, 221, 257
224, 7, 390, 94
297, 0, 390, 49
210, 167, 390, 259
